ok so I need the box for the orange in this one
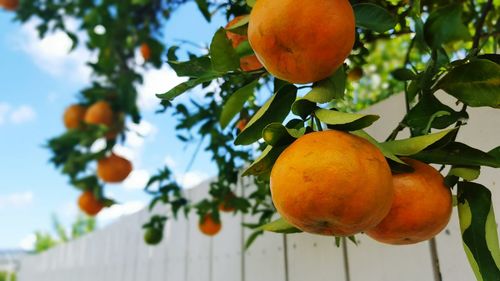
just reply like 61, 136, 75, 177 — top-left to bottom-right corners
226, 16, 263, 72
348, 67, 363, 81
219, 191, 237, 212
97, 153, 132, 183
63, 104, 87, 129
248, 0, 355, 84
84, 101, 114, 128
78, 191, 104, 216
0, 0, 19, 10
236, 118, 248, 132
199, 214, 222, 236
366, 158, 452, 245
140, 43, 151, 61
270, 130, 393, 236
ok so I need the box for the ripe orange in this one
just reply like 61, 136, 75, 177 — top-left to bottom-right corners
97, 153, 132, 183
78, 191, 104, 216
63, 104, 87, 129
0, 0, 19, 10
270, 130, 394, 236
199, 214, 222, 236
348, 67, 363, 81
248, 0, 355, 84
140, 43, 151, 61
366, 158, 452, 245
219, 191, 237, 212
84, 101, 114, 128
226, 16, 263, 72
236, 118, 248, 132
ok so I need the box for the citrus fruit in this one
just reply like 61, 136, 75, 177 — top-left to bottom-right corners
270, 130, 394, 236
248, 0, 355, 84
219, 191, 237, 213
140, 43, 151, 61
144, 228, 163, 245
78, 191, 104, 216
226, 16, 263, 72
84, 101, 114, 128
63, 104, 87, 129
199, 214, 222, 236
0, 0, 19, 10
97, 153, 133, 183
366, 158, 452, 245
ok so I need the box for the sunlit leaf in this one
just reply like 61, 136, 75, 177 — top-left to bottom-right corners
380, 128, 456, 156
220, 80, 258, 129
210, 28, 240, 73
303, 66, 346, 103
260, 217, 302, 234
315, 109, 379, 131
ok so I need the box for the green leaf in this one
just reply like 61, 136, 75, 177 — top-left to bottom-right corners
156, 74, 219, 101
351, 130, 405, 164
457, 182, 500, 281
437, 59, 500, 108
262, 123, 303, 147
235, 85, 297, 145
195, 0, 211, 22
392, 68, 417, 81
303, 66, 346, 103
225, 15, 249, 31
242, 145, 287, 177
380, 128, 456, 156
260, 217, 302, 234
424, 4, 471, 49
210, 28, 240, 73
353, 3, 397, 33
292, 99, 318, 120
413, 142, 500, 168
449, 167, 480, 181
235, 41, 254, 58
220, 80, 258, 129
167, 56, 213, 78
488, 147, 500, 161
315, 109, 379, 131
246, 0, 256, 7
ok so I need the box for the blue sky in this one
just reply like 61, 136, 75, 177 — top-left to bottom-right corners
0, 3, 226, 249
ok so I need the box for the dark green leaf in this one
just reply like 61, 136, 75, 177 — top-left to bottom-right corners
457, 182, 500, 281
210, 28, 240, 73
235, 85, 297, 145
304, 66, 346, 103
195, 0, 211, 22
380, 128, 456, 156
262, 123, 303, 147
488, 147, 500, 161
392, 68, 417, 81
167, 56, 213, 78
242, 145, 287, 177
260, 217, 302, 234
156, 75, 219, 101
315, 109, 379, 131
292, 99, 318, 120
353, 3, 397, 33
220, 80, 258, 129
412, 142, 500, 168
437, 59, 500, 108
424, 4, 471, 48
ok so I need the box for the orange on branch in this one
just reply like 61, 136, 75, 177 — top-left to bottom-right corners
226, 16, 263, 72
78, 191, 104, 216
248, 0, 355, 84
140, 43, 151, 61
0, 0, 19, 11
366, 158, 452, 245
218, 191, 237, 212
199, 214, 222, 236
97, 153, 133, 183
270, 130, 394, 236
348, 67, 363, 81
63, 104, 87, 130
84, 101, 114, 127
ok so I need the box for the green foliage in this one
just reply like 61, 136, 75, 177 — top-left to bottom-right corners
0, 272, 17, 281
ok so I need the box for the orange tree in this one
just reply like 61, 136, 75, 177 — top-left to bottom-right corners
6, 0, 500, 279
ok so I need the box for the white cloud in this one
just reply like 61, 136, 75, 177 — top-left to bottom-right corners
0, 103, 36, 126
137, 67, 188, 111
98, 201, 145, 222
19, 234, 36, 251
125, 120, 158, 148
178, 171, 209, 189
0, 191, 34, 209
164, 155, 177, 169
10, 105, 36, 124
13, 20, 93, 84
122, 169, 150, 190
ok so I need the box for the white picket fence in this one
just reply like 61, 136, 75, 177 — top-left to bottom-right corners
17, 93, 499, 281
